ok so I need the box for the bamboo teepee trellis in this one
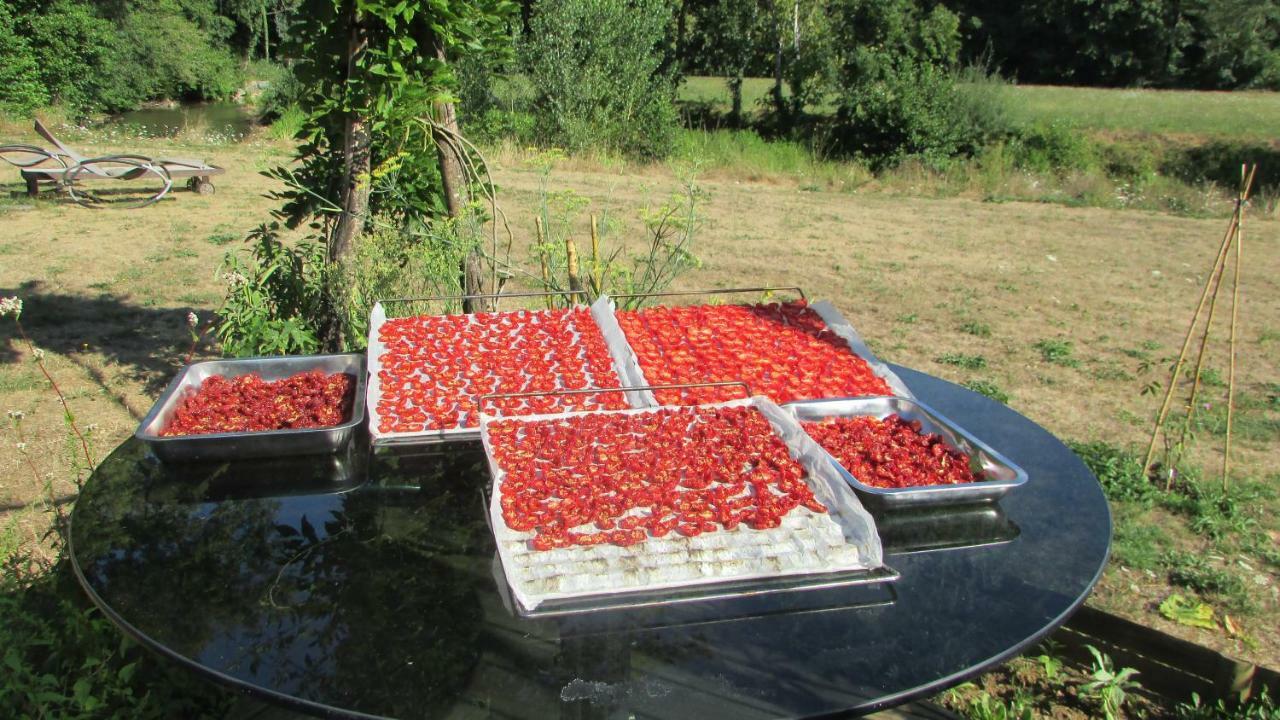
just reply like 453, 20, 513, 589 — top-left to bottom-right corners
1141, 165, 1256, 492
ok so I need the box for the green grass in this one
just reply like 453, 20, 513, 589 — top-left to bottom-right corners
963, 379, 1010, 404
678, 76, 1280, 141
1034, 338, 1081, 367
997, 85, 1280, 141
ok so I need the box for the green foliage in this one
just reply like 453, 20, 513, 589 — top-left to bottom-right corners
1033, 338, 1080, 367
936, 352, 987, 369
1080, 645, 1141, 720
963, 379, 1010, 404
530, 163, 703, 308
523, 0, 679, 159
333, 215, 472, 349
1067, 440, 1163, 504
825, 0, 996, 166
214, 224, 326, 357
951, 686, 1034, 720
1009, 123, 1098, 175
1177, 688, 1280, 720
0, 2, 48, 116
960, 320, 992, 337
1163, 549, 1254, 612
0, 566, 232, 718
955, 0, 1280, 90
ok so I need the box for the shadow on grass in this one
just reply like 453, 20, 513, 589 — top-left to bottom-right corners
0, 557, 237, 719
0, 279, 206, 415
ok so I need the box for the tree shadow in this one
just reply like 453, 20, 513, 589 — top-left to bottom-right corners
0, 280, 206, 417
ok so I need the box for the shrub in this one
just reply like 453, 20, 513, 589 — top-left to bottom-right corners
523, 0, 679, 159
826, 1, 995, 167
1009, 122, 1097, 174
0, 2, 48, 116
214, 225, 327, 357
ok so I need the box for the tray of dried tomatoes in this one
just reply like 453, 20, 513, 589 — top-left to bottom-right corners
135, 353, 365, 462
787, 396, 1028, 509
479, 392, 888, 616
366, 295, 648, 446
593, 290, 914, 407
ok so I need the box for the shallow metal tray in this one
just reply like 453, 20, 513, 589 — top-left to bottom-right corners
596, 289, 915, 402
786, 396, 1028, 509
136, 353, 366, 462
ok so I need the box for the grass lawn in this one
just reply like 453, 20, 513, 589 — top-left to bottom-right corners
0, 117, 1277, 712
678, 75, 1280, 141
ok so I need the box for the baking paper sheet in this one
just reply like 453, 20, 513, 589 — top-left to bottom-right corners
365, 301, 644, 446
479, 397, 884, 614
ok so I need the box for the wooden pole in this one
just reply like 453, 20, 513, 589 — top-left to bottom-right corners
565, 234, 584, 299
589, 214, 602, 297
1224, 165, 1254, 489
1173, 241, 1230, 485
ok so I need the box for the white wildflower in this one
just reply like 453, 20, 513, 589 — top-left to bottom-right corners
0, 296, 21, 318
187, 311, 199, 328
7, 410, 23, 420
32, 348, 45, 361
85, 423, 100, 432
15, 442, 26, 451
221, 271, 248, 288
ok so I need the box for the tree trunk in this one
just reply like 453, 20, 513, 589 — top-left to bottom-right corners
729, 73, 744, 127
325, 4, 370, 350
773, 27, 786, 124
431, 40, 491, 313
676, 0, 688, 67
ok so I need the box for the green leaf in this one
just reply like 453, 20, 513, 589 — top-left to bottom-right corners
1159, 594, 1218, 629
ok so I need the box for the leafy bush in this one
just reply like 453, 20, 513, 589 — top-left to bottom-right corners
523, 0, 679, 159
0, 2, 48, 116
1009, 122, 1098, 174
826, 0, 994, 167
1068, 440, 1164, 505
214, 225, 326, 357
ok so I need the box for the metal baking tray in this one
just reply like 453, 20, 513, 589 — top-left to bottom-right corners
480, 394, 885, 616
596, 289, 915, 401
786, 396, 1027, 509
136, 353, 366, 463
366, 291, 645, 447
491, 553, 899, 624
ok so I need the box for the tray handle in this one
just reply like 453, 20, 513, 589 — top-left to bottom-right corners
477, 381, 753, 413
377, 290, 587, 305
607, 286, 806, 302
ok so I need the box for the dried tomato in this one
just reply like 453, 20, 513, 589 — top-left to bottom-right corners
489, 405, 829, 551
614, 300, 893, 405
802, 415, 982, 488
160, 371, 354, 436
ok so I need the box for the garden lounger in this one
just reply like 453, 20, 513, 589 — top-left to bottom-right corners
1, 120, 225, 208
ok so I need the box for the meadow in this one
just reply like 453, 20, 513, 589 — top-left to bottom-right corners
0, 82, 1278, 714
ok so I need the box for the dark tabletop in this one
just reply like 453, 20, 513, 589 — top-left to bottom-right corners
70, 367, 1111, 719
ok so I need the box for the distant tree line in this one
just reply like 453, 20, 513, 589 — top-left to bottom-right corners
0, 0, 298, 115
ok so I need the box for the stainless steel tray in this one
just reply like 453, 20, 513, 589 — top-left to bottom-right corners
596, 289, 915, 402
786, 396, 1027, 509
480, 394, 885, 615
491, 553, 899, 622
136, 353, 366, 462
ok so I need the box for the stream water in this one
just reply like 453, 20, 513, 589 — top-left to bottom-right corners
109, 103, 255, 140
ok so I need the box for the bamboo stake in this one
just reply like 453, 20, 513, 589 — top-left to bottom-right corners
1172, 243, 1230, 487
1142, 211, 1240, 477
589, 214, 602, 297
1224, 165, 1255, 490
565, 234, 584, 297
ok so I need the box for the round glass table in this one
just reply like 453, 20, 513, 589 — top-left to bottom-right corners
70, 367, 1111, 719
